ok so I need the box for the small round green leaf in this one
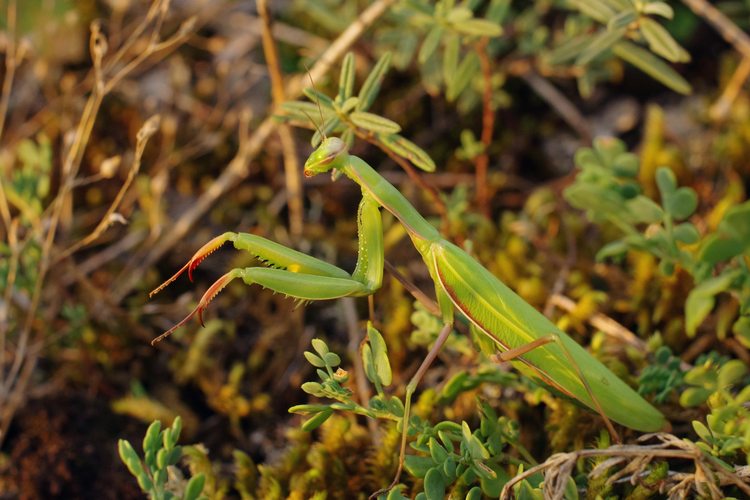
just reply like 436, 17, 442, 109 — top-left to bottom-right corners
665, 188, 698, 220
673, 222, 700, 244
143, 421, 162, 453
323, 352, 341, 367
424, 467, 447, 500
311, 338, 329, 355
301, 382, 324, 396
680, 387, 713, 407
304, 351, 326, 368
183, 473, 206, 500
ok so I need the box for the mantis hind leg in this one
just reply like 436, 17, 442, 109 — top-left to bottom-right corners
371, 321, 455, 500
492, 334, 621, 444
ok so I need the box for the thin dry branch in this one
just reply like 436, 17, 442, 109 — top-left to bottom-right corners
547, 293, 647, 353
681, 0, 750, 59
0, 0, 18, 141
474, 38, 495, 217
520, 70, 592, 144
258, 0, 303, 239
500, 433, 750, 500
681, 0, 750, 120
55, 115, 161, 262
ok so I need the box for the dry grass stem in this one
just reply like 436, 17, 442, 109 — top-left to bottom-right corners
501, 433, 750, 499
258, 0, 303, 239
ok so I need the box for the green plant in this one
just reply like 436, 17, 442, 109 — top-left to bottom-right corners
118, 417, 207, 500
291, 334, 540, 498
564, 137, 750, 344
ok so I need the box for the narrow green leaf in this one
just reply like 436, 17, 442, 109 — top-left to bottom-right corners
356, 52, 392, 112
338, 52, 356, 102
339, 96, 359, 114
570, 0, 616, 23
302, 87, 335, 109
288, 404, 329, 414
280, 101, 333, 124
613, 41, 691, 94
546, 36, 590, 65
419, 26, 444, 65
446, 6, 473, 23
450, 18, 503, 37
166, 416, 182, 449
350, 111, 402, 134
640, 18, 689, 63
443, 34, 460, 93
302, 408, 333, 431
642, 2, 674, 20
447, 52, 479, 102
608, 10, 637, 31
379, 134, 436, 172
136, 473, 154, 493
576, 27, 627, 66
183, 473, 206, 500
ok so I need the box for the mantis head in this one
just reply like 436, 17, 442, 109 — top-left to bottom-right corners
304, 137, 347, 177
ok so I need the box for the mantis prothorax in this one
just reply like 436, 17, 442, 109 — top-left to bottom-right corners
150, 137, 666, 493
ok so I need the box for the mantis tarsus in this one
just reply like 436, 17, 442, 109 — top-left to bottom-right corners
150, 136, 666, 493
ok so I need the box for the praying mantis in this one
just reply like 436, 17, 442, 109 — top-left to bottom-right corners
150, 136, 666, 492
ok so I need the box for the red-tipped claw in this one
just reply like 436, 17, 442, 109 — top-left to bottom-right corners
149, 234, 232, 298
151, 270, 240, 345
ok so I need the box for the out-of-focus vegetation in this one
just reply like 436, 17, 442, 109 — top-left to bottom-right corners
1, 0, 750, 498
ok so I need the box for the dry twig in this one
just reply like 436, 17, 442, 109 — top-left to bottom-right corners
258, 0, 304, 239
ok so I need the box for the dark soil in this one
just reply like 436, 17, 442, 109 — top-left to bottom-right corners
0, 393, 142, 500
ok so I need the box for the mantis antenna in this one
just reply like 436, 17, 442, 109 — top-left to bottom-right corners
304, 63, 327, 141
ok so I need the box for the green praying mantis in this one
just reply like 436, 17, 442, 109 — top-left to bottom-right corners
150, 136, 666, 493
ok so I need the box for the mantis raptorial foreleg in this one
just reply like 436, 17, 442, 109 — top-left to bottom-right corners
150, 193, 384, 344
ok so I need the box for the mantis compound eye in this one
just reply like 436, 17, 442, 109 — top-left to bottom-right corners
304, 137, 347, 176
